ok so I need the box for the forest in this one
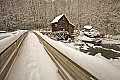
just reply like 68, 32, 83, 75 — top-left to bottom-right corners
0, 0, 120, 35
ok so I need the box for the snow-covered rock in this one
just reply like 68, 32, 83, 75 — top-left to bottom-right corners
84, 25, 92, 30
79, 25, 102, 43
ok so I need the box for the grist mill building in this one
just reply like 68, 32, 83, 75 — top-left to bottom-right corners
51, 14, 75, 35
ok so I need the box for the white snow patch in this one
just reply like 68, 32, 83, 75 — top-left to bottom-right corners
93, 45, 102, 48
84, 25, 92, 30
78, 35, 95, 41
95, 53, 106, 60
51, 14, 64, 23
109, 58, 120, 70
86, 43, 94, 47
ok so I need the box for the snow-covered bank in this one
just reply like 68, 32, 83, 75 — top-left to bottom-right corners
0, 30, 27, 53
0, 33, 11, 40
102, 35, 120, 44
7, 32, 61, 80
102, 39, 120, 44
35, 31, 120, 80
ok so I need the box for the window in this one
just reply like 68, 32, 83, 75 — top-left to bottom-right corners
55, 24, 57, 27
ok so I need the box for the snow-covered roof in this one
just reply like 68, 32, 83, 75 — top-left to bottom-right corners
69, 22, 75, 27
84, 25, 92, 30
51, 14, 76, 27
51, 14, 64, 23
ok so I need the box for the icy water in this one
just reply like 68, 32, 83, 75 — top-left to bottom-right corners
80, 44, 120, 59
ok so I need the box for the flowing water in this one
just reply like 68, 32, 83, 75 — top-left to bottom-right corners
79, 44, 120, 59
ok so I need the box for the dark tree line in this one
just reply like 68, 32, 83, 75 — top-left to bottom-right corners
0, 0, 120, 35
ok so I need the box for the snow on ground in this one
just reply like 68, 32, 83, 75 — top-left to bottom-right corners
0, 33, 11, 40
84, 25, 92, 30
77, 35, 95, 41
102, 35, 120, 44
35, 31, 120, 80
0, 30, 27, 53
102, 39, 120, 44
109, 58, 120, 70
7, 32, 61, 80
